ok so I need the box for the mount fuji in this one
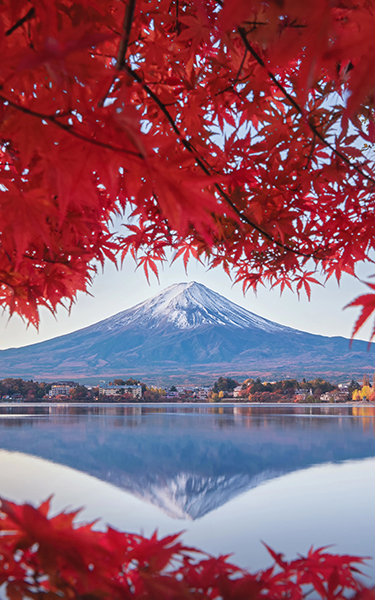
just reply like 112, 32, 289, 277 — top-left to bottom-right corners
0, 281, 373, 380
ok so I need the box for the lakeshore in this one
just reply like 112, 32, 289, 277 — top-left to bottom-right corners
0, 401, 373, 408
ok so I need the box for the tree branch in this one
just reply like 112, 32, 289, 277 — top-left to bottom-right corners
237, 26, 375, 188
175, 0, 181, 34
5, 7, 35, 37
123, 65, 317, 259
116, 0, 137, 70
215, 49, 247, 96
97, 0, 137, 107
0, 94, 143, 159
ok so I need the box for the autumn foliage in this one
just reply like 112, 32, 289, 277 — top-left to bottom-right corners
3, 1, 375, 334
0, 496, 373, 600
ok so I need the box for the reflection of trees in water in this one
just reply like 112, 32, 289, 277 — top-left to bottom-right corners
1, 405, 375, 435
1, 418, 24, 427
351, 406, 375, 434
0, 404, 368, 416
0, 405, 375, 443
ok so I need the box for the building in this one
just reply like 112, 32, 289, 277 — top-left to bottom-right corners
320, 391, 348, 403
338, 384, 349, 392
233, 386, 243, 398
166, 391, 179, 399
49, 384, 74, 398
99, 384, 142, 399
197, 388, 209, 399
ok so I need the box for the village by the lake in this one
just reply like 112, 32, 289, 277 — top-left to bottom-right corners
2, 374, 375, 403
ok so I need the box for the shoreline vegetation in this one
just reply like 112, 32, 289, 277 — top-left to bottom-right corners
0, 375, 373, 403
0, 401, 374, 408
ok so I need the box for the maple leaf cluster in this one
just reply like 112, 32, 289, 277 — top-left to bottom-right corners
2, 0, 375, 333
0, 496, 373, 600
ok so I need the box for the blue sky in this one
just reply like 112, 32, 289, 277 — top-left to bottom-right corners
0, 252, 373, 350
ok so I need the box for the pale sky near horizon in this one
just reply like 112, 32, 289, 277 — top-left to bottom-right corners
0, 250, 374, 350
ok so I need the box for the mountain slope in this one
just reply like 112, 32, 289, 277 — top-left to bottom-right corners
0, 281, 373, 379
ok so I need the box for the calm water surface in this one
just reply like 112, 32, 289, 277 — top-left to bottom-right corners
0, 403, 374, 578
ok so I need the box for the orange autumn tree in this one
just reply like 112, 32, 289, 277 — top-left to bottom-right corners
2, 0, 375, 334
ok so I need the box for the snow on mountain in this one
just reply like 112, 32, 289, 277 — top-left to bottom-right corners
142, 471, 283, 520
90, 281, 294, 333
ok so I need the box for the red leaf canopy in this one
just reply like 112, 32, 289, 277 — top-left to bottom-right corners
0, 496, 373, 600
1, 0, 375, 331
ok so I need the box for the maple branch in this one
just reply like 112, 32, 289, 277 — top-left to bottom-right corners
99, 0, 137, 109
175, 0, 181, 34
5, 7, 35, 37
123, 65, 316, 259
116, 0, 137, 70
215, 49, 247, 96
22, 255, 72, 265
242, 19, 307, 29
237, 27, 375, 189
0, 94, 143, 159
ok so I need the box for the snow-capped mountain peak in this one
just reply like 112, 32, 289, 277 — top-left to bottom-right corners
92, 282, 293, 333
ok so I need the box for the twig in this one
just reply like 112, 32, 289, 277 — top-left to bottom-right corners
123, 65, 317, 259
23, 254, 70, 265
305, 132, 316, 170
175, 0, 181, 34
242, 20, 307, 29
237, 26, 375, 188
6, 7, 35, 36
98, 0, 137, 107
116, 0, 137, 70
215, 49, 247, 96
0, 94, 143, 159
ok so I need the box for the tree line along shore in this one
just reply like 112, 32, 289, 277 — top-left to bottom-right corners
0, 376, 373, 403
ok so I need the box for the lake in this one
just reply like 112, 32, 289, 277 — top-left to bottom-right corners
0, 403, 374, 579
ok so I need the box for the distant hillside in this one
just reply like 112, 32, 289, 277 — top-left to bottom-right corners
0, 282, 373, 380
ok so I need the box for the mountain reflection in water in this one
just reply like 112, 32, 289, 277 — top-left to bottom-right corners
0, 404, 374, 519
